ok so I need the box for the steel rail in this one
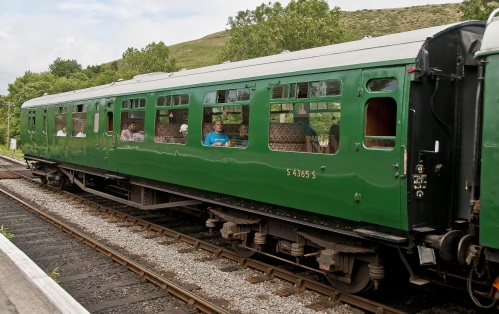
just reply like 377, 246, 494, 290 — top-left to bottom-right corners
0, 185, 231, 314
45, 185, 407, 314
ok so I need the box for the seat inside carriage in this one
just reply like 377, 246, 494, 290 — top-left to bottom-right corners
155, 123, 184, 143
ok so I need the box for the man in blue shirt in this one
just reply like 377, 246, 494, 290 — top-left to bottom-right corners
204, 120, 230, 146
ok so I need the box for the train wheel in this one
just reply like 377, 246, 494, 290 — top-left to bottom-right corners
325, 260, 373, 294
39, 177, 48, 185
231, 233, 258, 258
57, 177, 66, 190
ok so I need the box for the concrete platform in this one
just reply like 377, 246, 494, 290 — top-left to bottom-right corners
0, 234, 89, 314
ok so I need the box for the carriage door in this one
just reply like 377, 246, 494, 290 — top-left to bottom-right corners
104, 99, 117, 172
356, 68, 406, 229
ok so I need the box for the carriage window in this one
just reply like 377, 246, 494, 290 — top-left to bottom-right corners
364, 98, 396, 149
73, 103, 86, 113
367, 78, 398, 92
269, 101, 341, 154
297, 82, 309, 98
322, 80, 341, 96
273, 80, 340, 100
204, 91, 216, 104
105, 101, 114, 134
154, 108, 189, 144
54, 106, 67, 136
158, 94, 189, 106
237, 89, 250, 101
272, 85, 290, 99
122, 98, 146, 109
93, 113, 99, 133
28, 110, 36, 131
107, 112, 113, 133
174, 94, 189, 105
202, 105, 249, 148
72, 107, 87, 137
205, 89, 251, 105
43, 110, 47, 133
120, 111, 145, 141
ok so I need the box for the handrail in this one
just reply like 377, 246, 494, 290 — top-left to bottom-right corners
487, 8, 499, 24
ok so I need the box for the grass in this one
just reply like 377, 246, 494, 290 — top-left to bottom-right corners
0, 225, 14, 240
0, 145, 24, 160
170, 31, 229, 70
169, 3, 463, 70
46, 267, 60, 283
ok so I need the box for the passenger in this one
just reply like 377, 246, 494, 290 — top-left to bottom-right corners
131, 131, 144, 141
56, 127, 67, 136
179, 124, 188, 143
76, 127, 86, 137
121, 122, 137, 141
234, 124, 248, 147
204, 120, 230, 146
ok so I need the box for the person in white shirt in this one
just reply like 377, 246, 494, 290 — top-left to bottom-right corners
76, 126, 86, 137
56, 127, 67, 136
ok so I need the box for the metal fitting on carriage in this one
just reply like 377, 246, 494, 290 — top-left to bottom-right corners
254, 232, 267, 245
423, 230, 464, 262
368, 264, 385, 290
290, 243, 305, 257
220, 222, 238, 240
316, 249, 338, 271
205, 218, 220, 229
465, 245, 480, 265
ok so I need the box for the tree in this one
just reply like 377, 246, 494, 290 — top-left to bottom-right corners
460, 0, 498, 20
49, 58, 82, 78
7, 71, 56, 106
219, 0, 345, 62
119, 41, 179, 76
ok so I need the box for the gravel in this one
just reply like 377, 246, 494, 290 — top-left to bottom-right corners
0, 179, 361, 314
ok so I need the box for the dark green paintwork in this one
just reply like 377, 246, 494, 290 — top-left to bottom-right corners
479, 54, 499, 249
21, 64, 414, 231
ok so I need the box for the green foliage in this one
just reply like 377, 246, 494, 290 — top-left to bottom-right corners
341, 4, 463, 39
120, 41, 179, 76
460, 0, 498, 20
46, 267, 60, 283
49, 58, 82, 78
0, 225, 14, 240
219, 0, 345, 62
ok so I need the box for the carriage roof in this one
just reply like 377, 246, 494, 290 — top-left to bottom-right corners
22, 21, 482, 108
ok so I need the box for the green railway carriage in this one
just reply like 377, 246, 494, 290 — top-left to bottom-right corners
20, 15, 499, 305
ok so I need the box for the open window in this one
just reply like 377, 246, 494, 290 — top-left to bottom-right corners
72, 103, 87, 137
154, 93, 189, 144
55, 106, 67, 137
363, 97, 397, 149
202, 89, 250, 148
120, 97, 146, 141
269, 101, 341, 153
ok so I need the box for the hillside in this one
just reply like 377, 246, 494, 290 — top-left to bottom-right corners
170, 3, 463, 70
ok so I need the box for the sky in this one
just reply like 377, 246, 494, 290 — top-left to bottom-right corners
0, 0, 464, 95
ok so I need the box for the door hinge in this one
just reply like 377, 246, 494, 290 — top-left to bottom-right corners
357, 88, 363, 97
354, 193, 362, 202
355, 142, 360, 151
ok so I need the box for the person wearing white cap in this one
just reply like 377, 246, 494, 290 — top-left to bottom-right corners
179, 124, 188, 143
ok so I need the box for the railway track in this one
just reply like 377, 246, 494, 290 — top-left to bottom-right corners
0, 154, 481, 313
0, 161, 232, 313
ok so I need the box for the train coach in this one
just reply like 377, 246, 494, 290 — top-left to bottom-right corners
21, 12, 499, 308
